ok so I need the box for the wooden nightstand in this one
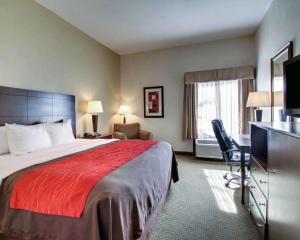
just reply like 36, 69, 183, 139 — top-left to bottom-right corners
81, 133, 113, 139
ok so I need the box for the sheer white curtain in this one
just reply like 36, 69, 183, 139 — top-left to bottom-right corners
197, 79, 239, 139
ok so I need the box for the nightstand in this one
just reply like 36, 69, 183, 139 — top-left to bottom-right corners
81, 133, 113, 139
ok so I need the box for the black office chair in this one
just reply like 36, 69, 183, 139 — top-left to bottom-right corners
211, 119, 250, 187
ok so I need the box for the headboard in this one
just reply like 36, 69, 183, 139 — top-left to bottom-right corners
0, 86, 76, 135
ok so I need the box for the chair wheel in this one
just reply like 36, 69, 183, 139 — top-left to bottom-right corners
223, 175, 227, 179
225, 183, 229, 187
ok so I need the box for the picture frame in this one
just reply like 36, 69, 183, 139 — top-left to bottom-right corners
143, 86, 164, 118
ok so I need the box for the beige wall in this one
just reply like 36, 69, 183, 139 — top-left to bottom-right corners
255, 0, 300, 120
121, 36, 256, 151
5, 0, 297, 150
0, 0, 120, 135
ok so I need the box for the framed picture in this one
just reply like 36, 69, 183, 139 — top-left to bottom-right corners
144, 86, 164, 118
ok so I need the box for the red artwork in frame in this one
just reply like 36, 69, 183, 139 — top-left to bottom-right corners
144, 86, 164, 118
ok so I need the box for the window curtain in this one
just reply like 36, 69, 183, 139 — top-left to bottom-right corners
183, 83, 198, 139
184, 66, 255, 84
183, 65, 255, 140
238, 79, 255, 134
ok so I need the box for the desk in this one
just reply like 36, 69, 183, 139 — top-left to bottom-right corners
231, 134, 251, 204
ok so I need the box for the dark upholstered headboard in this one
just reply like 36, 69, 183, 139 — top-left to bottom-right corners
0, 86, 76, 135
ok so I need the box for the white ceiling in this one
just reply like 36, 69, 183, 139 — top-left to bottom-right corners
35, 0, 273, 55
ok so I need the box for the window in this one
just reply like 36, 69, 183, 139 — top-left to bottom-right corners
197, 79, 239, 139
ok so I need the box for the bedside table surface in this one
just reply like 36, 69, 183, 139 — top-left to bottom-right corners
82, 134, 112, 139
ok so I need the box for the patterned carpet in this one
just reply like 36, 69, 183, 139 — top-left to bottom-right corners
149, 155, 262, 240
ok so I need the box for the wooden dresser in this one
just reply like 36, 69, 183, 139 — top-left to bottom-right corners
250, 122, 300, 240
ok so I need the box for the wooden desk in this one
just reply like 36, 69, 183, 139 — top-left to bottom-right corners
231, 134, 251, 204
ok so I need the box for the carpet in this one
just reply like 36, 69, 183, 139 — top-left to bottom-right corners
149, 155, 262, 240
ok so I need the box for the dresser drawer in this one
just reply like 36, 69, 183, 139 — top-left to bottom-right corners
251, 157, 268, 198
250, 176, 267, 221
249, 192, 266, 237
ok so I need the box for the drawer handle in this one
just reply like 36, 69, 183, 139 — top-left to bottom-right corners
259, 180, 267, 184
250, 186, 256, 189
268, 169, 278, 174
259, 202, 266, 207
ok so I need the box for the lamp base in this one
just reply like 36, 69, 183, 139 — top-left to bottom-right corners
255, 109, 263, 122
123, 115, 126, 124
279, 109, 287, 122
92, 114, 98, 133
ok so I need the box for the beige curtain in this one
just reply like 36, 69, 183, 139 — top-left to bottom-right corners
183, 83, 198, 139
238, 79, 255, 134
184, 65, 255, 84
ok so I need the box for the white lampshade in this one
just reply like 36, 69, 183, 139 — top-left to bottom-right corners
118, 105, 130, 115
273, 91, 283, 107
87, 101, 103, 114
246, 92, 270, 107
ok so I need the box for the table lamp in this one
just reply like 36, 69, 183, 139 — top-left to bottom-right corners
87, 100, 103, 134
118, 105, 130, 124
246, 92, 270, 122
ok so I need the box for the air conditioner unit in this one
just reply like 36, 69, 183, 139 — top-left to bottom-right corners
195, 139, 222, 159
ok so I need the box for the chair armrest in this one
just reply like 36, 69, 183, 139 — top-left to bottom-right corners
221, 149, 237, 163
113, 131, 128, 140
223, 149, 236, 153
139, 130, 153, 140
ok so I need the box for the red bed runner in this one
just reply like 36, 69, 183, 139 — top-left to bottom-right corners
10, 140, 158, 218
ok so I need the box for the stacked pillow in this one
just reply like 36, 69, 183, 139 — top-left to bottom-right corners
5, 124, 52, 155
44, 119, 75, 146
0, 119, 75, 156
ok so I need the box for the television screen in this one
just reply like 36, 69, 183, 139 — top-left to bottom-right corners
284, 55, 300, 116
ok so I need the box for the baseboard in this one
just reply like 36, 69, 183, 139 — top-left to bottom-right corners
174, 151, 194, 155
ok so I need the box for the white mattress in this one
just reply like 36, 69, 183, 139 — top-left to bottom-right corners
0, 139, 117, 186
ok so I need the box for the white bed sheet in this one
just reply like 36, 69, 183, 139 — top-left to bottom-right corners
0, 139, 117, 186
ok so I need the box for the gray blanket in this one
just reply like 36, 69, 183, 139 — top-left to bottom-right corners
0, 141, 178, 240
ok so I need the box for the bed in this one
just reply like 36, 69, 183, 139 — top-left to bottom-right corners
0, 86, 178, 240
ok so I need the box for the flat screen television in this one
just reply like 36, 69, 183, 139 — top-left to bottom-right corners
283, 54, 300, 117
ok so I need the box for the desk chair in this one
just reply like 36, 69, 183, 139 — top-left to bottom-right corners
211, 119, 250, 187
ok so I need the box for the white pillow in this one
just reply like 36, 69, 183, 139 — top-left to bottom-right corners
0, 126, 9, 155
45, 119, 75, 146
6, 124, 52, 155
